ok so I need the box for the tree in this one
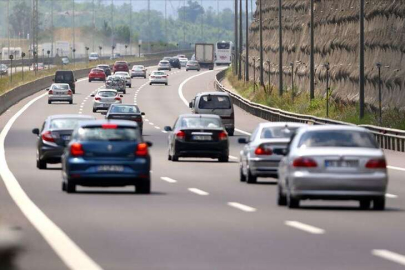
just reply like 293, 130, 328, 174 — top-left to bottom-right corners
178, 0, 204, 23
10, 1, 31, 37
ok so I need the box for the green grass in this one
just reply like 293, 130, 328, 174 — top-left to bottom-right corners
226, 69, 405, 130
0, 56, 147, 96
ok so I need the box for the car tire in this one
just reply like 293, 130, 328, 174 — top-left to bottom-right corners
93, 108, 97, 113
89, 79, 91, 82
129, 84, 132, 88
287, 192, 299, 209
168, 154, 172, 160
277, 186, 287, 206
144, 76, 146, 79
172, 154, 179, 162
359, 199, 371, 210
218, 155, 229, 162
36, 159, 46, 169
69, 100, 73, 104
137, 179, 151, 194
246, 169, 257, 184
373, 197, 385, 210
48, 100, 51, 104
186, 69, 188, 72
240, 167, 246, 182
165, 83, 168, 86
62, 182, 66, 192
149, 82, 152, 85
66, 181, 76, 193
227, 129, 234, 136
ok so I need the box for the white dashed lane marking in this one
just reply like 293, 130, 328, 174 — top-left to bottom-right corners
227, 202, 257, 212
385, 193, 398, 199
285, 221, 325, 235
160, 177, 177, 183
188, 188, 209, 196
372, 250, 405, 266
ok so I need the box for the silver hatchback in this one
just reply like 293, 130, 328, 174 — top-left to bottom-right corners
47, 83, 73, 104
92, 89, 122, 112
277, 125, 388, 210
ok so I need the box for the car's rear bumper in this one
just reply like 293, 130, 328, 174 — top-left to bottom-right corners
150, 79, 168, 84
48, 96, 72, 102
40, 146, 64, 163
158, 67, 171, 70
249, 158, 281, 177
131, 73, 146, 77
289, 171, 388, 199
175, 140, 228, 158
186, 66, 200, 70
89, 76, 105, 80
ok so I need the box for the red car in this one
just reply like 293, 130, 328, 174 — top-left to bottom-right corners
113, 61, 129, 73
88, 68, 106, 82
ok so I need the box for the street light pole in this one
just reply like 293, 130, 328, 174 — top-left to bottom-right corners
267, 60, 271, 91
278, 0, 283, 96
72, 0, 75, 60
310, 0, 315, 100
92, 0, 95, 52
325, 63, 330, 118
245, 0, 249, 81
359, 0, 365, 119
234, 0, 238, 75
238, 0, 242, 80
290, 62, 294, 101
111, 0, 114, 57
259, 0, 264, 87
376, 63, 382, 125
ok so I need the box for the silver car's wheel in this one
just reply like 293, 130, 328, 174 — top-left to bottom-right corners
287, 192, 299, 209
246, 169, 257, 184
277, 186, 287, 206
239, 167, 246, 182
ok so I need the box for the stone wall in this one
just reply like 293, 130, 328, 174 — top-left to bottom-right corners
246, 0, 405, 109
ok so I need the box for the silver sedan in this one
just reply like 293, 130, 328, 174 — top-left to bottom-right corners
239, 122, 307, 183
47, 83, 73, 104
277, 125, 388, 210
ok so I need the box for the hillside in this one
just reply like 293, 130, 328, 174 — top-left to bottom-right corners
247, 0, 405, 109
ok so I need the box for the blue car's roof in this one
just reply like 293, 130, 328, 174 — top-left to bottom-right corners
79, 120, 139, 128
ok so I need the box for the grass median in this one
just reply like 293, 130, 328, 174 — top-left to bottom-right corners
226, 68, 405, 130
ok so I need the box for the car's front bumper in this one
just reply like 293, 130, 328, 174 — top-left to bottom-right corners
288, 171, 388, 199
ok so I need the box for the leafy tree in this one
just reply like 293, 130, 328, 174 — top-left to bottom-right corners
178, 1, 204, 23
10, 1, 32, 37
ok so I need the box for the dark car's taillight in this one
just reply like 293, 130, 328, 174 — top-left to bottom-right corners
218, 131, 228, 141
176, 131, 186, 140
136, 143, 148, 156
70, 143, 84, 156
41, 131, 55, 142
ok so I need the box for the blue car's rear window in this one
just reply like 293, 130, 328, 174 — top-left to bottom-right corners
78, 127, 139, 141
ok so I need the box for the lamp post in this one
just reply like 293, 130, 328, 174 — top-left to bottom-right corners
238, 0, 242, 80
359, 0, 365, 119
9, 54, 13, 83
245, 0, 249, 81
73, 48, 76, 67
234, 0, 238, 75
259, 0, 264, 87
376, 62, 382, 126
278, 0, 283, 96
310, 0, 315, 100
125, 45, 128, 57
47, 50, 50, 70
85, 46, 89, 63
21, 52, 25, 81
112, 46, 115, 58
99, 46, 102, 57
267, 60, 271, 92
253, 57, 256, 92
33, 51, 37, 75
290, 62, 294, 101
42, 49, 45, 64
138, 44, 141, 58
325, 62, 330, 118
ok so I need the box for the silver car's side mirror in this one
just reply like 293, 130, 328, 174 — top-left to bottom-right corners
164, 126, 172, 132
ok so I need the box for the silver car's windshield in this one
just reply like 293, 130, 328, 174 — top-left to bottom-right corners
180, 117, 222, 129
77, 127, 138, 141
261, 127, 299, 139
298, 130, 378, 148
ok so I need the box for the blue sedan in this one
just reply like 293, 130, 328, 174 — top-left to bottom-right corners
61, 120, 152, 194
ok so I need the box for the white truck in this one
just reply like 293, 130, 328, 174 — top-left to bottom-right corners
195, 43, 214, 70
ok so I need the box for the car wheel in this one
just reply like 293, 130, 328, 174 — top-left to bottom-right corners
287, 192, 300, 209
69, 100, 73, 104
149, 82, 152, 85
186, 69, 188, 72
62, 182, 66, 192
239, 167, 246, 182
277, 186, 287, 206
89, 79, 91, 82
359, 199, 371, 210
129, 84, 132, 88
36, 159, 46, 169
66, 181, 76, 193
137, 179, 151, 194
165, 83, 168, 86
218, 155, 229, 162
72, 90, 75, 94
48, 100, 51, 104
227, 129, 234, 136
144, 76, 146, 79
172, 154, 179, 162
246, 169, 257, 184
373, 197, 385, 210
93, 108, 97, 113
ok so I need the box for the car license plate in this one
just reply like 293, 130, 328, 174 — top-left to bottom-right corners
102, 103, 110, 107
192, 135, 212, 141
62, 135, 71, 141
97, 165, 124, 172
54, 91, 64, 95
325, 160, 358, 168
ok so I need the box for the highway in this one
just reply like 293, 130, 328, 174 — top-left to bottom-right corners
0, 64, 404, 270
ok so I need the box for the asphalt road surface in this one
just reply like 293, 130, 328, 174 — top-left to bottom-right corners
0, 64, 404, 270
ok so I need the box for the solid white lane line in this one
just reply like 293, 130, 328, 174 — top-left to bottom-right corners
160, 177, 177, 183
285, 221, 325, 235
235, 128, 251, 136
387, 165, 405, 172
372, 250, 405, 266
0, 93, 102, 270
385, 193, 398, 198
188, 188, 209, 196
229, 155, 238, 160
227, 202, 257, 212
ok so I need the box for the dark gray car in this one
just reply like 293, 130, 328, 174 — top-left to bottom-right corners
32, 114, 95, 169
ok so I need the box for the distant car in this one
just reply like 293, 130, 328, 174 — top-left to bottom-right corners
277, 125, 388, 210
158, 60, 171, 71
177, 54, 186, 59
186, 60, 200, 71
105, 75, 126, 94
164, 114, 229, 162
162, 57, 172, 61
31, 114, 95, 169
238, 122, 307, 184
0, 64, 8, 75
113, 61, 129, 73
88, 52, 99, 61
61, 57, 70, 65
106, 104, 145, 134
189, 92, 235, 136
110, 53, 121, 60
97, 64, 112, 76
92, 89, 123, 112
32, 63, 45, 70
131, 65, 147, 78
114, 71, 132, 88
61, 120, 152, 194
179, 58, 188, 67
54, 70, 77, 94
169, 57, 181, 69
47, 83, 73, 104
88, 68, 106, 82
149, 71, 168, 86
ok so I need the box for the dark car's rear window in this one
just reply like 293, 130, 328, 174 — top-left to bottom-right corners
78, 127, 139, 141
50, 118, 90, 130
180, 117, 222, 129
298, 130, 378, 149
198, 95, 231, 109
55, 72, 73, 81
110, 105, 140, 114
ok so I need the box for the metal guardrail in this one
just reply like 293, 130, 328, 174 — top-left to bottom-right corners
214, 69, 405, 152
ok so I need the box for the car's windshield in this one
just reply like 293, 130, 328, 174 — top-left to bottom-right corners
51, 84, 70, 90
90, 53, 98, 57
198, 95, 231, 109
50, 118, 88, 130
78, 127, 139, 141
180, 117, 222, 129
98, 91, 116, 97
133, 66, 143, 70
110, 105, 139, 114
261, 126, 300, 139
153, 72, 165, 76
298, 130, 378, 148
